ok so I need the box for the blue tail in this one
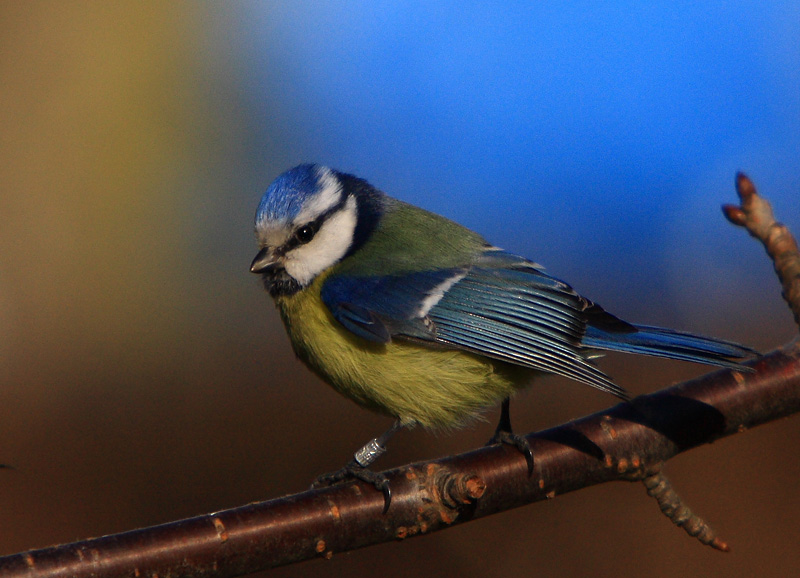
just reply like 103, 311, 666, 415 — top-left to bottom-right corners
582, 324, 756, 370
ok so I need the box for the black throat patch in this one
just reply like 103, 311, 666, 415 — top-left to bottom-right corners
263, 269, 302, 297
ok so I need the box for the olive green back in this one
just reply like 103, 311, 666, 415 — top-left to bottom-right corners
334, 198, 488, 277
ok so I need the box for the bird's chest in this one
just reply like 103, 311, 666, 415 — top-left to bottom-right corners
272, 284, 391, 408
271, 281, 522, 428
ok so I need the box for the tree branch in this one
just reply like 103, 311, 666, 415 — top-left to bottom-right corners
1, 173, 797, 577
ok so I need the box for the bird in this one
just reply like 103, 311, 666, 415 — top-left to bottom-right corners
250, 163, 754, 507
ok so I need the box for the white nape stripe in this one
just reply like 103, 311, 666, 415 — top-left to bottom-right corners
416, 271, 467, 317
294, 167, 343, 225
284, 195, 358, 286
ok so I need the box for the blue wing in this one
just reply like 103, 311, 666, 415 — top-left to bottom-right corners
321, 268, 464, 342
321, 249, 626, 396
426, 251, 630, 396
320, 249, 753, 399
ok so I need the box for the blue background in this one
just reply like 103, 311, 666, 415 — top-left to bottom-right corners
235, 1, 799, 331
2, 3, 798, 577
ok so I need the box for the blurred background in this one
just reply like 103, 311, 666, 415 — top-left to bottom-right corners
2, 2, 799, 577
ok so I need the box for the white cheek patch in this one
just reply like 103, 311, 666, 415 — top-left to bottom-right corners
284, 196, 358, 286
294, 167, 343, 225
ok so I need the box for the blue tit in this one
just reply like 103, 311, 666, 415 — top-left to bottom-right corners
250, 164, 753, 500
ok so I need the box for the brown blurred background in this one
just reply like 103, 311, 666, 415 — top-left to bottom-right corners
1, 3, 798, 577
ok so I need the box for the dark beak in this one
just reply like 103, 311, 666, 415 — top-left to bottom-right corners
250, 247, 278, 274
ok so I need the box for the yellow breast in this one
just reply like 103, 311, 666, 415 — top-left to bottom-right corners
274, 276, 528, 429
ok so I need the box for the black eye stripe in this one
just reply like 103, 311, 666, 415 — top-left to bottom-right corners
281, 195, 350, 252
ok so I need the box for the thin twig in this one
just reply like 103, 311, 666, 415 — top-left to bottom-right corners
723, 172, 800, 329
633, 171, 800, 551
642, 467, 729, 552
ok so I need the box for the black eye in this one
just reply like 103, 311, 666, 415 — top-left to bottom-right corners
295, 224, 316, 244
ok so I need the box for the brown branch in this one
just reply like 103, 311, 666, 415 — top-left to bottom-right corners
2, 347, 799, 577
1, 173, 798, 577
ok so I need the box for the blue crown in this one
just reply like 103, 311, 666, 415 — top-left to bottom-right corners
256, 164, 323, 224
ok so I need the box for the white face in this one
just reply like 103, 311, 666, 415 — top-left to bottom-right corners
283, 195, 357, 286
255, 170, 358, 288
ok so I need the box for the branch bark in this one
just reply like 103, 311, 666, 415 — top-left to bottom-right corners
1, 173, 797, 577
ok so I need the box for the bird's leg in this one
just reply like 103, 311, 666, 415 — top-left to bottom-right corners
313, 420, 404, 513
487, 398, 534, 475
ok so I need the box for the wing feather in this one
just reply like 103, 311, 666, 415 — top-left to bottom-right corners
428, 264, 627, 397
320, 247, 750, 400
320, 249, 629, 398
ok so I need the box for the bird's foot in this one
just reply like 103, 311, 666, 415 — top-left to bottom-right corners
312, 459, 392, 513
312, 421, 403, 513
487, 430, 534, 476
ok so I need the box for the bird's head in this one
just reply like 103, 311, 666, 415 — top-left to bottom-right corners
251, 164, 383, 296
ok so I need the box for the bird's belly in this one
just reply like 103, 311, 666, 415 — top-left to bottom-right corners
275, 290, 526, 429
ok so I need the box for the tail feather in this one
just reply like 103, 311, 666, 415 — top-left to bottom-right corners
582, 324, 756, 370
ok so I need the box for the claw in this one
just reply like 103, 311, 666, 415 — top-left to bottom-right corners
313, 460, 393, 512
488, 397, 534, 476
378, 478, 392, 514
488, 430, 534, 476
311, 421, 403, 512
